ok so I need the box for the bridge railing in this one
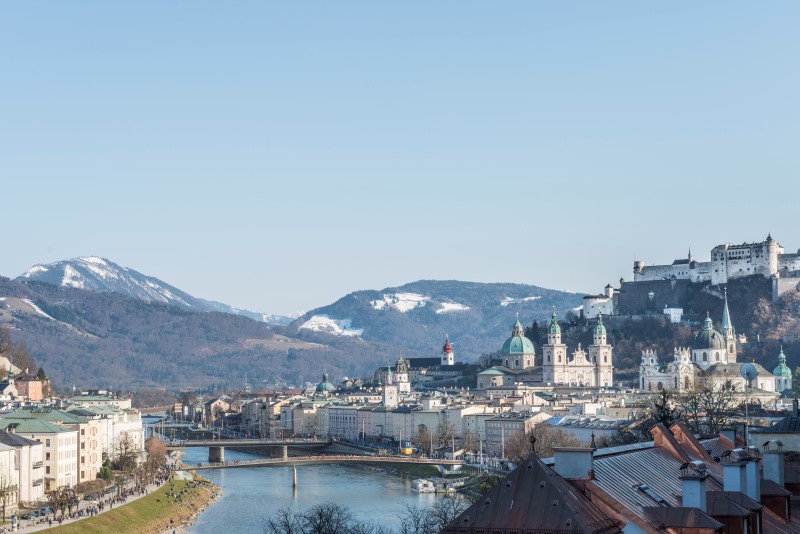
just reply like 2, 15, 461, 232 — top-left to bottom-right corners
178, 454, 464, 470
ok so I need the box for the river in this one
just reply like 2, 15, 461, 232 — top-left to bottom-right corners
178, 447, 442, 533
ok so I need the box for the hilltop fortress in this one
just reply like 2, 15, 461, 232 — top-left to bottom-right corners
633, 234, 800, 286
583, 234, 800, 319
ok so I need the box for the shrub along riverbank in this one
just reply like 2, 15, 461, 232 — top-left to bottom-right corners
37, 476, 219, 534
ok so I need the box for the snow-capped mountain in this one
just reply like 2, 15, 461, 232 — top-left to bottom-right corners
292, 280, 585, 360
17, 257, 294, 325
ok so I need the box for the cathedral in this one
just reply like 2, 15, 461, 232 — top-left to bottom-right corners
639, 291, 790, 394
479, 312, 614, 389
541, 310, 614, 387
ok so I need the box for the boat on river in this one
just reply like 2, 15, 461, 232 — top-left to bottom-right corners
411, 479, 435, 493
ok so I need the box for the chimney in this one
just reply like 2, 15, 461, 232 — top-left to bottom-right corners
763, 440, 785, 487
553, 447, 595, 479
722, 453, 747, 495
720, 427, 737, 444
744, 448, 761, 502
680, 461, 709, 512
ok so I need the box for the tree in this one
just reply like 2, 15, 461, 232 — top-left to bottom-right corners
46, 487, 68, 520
414, 426, 433, 456
678, 377, 739, 435
530, 424, 582, 458
113, 432, 140, 472
504, 429, 535, 463
262, 502, 389, 534
0, 474, 17, 522
648, 388, 684, 427
792, 367, 800, 398
397, 496, 470, 534
435, 422, 456, 448
37, 367, 47, 380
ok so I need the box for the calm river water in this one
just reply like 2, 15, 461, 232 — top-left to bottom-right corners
179, 448, 441, 533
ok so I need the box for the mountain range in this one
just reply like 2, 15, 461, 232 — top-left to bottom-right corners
18, 257, 296, 326
5, 259, 585, 391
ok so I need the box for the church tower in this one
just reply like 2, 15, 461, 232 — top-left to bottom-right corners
542, 308, 567, 384
588, 312, 614, 387
721, 288, 737, 362
441, 335, 455, 366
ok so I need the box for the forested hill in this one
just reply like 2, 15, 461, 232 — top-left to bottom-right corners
288, 280, 586, 360
0, 277, 390, 392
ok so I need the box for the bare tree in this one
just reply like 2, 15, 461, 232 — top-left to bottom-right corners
530, 425, 583, 458
397, 496, 470, 534
414, 426, 433, 456
504, 429, 535, 463
678, 377, 739, 435
0, 473, 17, 522
262, 502, 389, 534
113, 432, 140, 472
435, 422, 456, 448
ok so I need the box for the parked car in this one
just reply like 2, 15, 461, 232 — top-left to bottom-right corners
39, 506, 53, 515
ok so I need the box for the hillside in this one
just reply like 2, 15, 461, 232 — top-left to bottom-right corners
0, 277, 386, 391
288, 280, 586, 360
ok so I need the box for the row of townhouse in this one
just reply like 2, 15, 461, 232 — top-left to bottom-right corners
0, 400, 144, 496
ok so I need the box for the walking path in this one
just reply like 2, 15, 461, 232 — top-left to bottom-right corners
11, 461, 180, 533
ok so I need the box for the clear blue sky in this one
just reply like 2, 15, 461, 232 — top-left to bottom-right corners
2, 3, 799, 315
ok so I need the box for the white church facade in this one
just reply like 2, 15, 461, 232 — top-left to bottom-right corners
639, 292, 790, 395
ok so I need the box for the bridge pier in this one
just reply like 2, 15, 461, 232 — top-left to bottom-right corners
269, 445, 288, 459
209, 446, 225, 463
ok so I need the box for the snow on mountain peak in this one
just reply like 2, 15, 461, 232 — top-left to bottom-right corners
371, 292, 430, 313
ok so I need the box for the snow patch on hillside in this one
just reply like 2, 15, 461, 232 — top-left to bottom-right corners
371, 293, 430, 312
22, 299, 55, 320
300, 315, 363, 337
436, 302, 470, 314
500, 296, 541, 307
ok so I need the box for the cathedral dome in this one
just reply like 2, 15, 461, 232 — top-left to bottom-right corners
502, 316, 535, 355
315, 371, 336, 393
693, 314, 725, 350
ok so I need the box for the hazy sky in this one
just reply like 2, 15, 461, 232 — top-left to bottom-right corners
2, 3, 799, 315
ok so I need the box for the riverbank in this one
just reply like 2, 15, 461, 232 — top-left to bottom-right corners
32, 472, 220, 534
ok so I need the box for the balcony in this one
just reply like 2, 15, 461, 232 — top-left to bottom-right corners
32, 478, 43, 486
33, 461, 43, 469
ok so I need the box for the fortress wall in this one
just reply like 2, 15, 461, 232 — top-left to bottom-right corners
634, 264, 691, 282
616, 279, 693, 315
773, 277, 800, 302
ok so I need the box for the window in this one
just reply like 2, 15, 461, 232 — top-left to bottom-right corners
46, 439, 50, 447
81, 429, 85, 436
716, 352, 720, 361
703, 352, 708, 362
46, 453, 50, 461
45, 466, 50, 474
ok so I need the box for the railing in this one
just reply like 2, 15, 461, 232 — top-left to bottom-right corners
33, 461, 43, 469
32, 478, 43, 486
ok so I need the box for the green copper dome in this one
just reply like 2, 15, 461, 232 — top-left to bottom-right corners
593, 312, 606, 337
315, 370, 336, 393
501, 316, 535, 355
693, 313, 725, 350
549, 308, 561, 336
774, 347, 792, 378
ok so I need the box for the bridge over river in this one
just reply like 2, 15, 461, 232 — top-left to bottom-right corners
165, 437, 331, 462
176, 453, 465, 471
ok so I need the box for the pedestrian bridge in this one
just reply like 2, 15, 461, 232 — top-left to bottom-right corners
165, 438, 331, 463
175, 454, 465, 471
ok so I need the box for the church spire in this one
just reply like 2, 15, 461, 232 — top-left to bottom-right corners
721, 287, 735, 339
